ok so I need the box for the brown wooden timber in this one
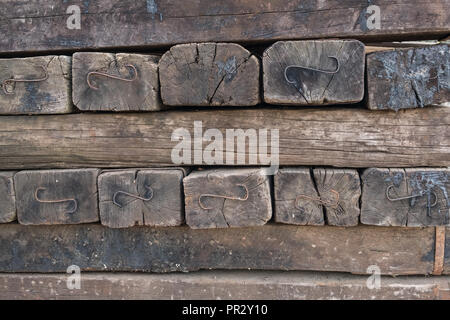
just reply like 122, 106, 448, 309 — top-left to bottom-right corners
98, 168, 184, 228
0, 107, 448, 169
159, 43, 260, 106
14, 169, 100, 225
361, 168, 450, 227
0, 224, 435, 275
0, 56, 72, 114
0, 1, 449, 54
263, 40, 365, 105
0, 271, 448, 300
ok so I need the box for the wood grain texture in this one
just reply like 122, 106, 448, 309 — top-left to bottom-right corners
98, 168, 184, 228
0, 224, 435, 275
0, 271, 448, 300
14, 169, 99, 225
72, 52, 161, 111
263, 40, 365, 105
0, 107, 448, 169
0, 171, 16, 223
0, 0, 449, 53
361, 168, 450, 227
367, 44, 450, 111
274, 168, 324, 225
314, 168, 361, 226
159, 43, 260, 106
183, 168, 271, 228
0, 56, 72, 114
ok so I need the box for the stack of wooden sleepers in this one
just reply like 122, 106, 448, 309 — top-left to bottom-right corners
0, 0, 449, 300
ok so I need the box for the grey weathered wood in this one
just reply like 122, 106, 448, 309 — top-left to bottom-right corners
405, 168, 450, 227
159, 43, 260, 106
0, 172, 16, 223
263, 40, 365, 105
98, 168, 184, 228
0, 107, 448, 169
361, 168, 449, 227
183, 168, 271, 228
366, 44, 450, 111
0, 271, 448, 300
0, 224, 435, 275
0, 56, 72, 114
313, 168, 361, 226
72, 52, 161, 111
14, 169, 100, 225
1, 0, 449, 54
274, 168, 324, 225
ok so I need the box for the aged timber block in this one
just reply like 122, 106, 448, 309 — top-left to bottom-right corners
274, 168, 324, 225
361, 168, 450, 227
72, 52, 161, 111
263, 40, 365, 105
0, 224, 435, 275
159, 43, 260, 106
313, 168, 361, 226
14, 169, 99, 225
0, 172, 16, 223
366, 44, 450, 110
98, 169, 184, 228
183, 168, 271, 228
0, 56, 72, 114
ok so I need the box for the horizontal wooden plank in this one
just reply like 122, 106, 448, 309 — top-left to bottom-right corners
0, 0, 449, 54
0, 107, 448, 169
0, 271, 448, 300
0, 224, 435, 275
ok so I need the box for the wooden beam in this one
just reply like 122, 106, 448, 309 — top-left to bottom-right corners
72, 53, 162, 111
0, 107, 448, 169
159, 43, 260, 106
183, 168, 272, 228
0, 224, 435, 275
0, 0, 448, 54
0, 271, 448, 300
14, 169, 100, 225
98, 168, 185, 228
366, 44, 450, 111
361, 168, 450, 227
263, 40, 365, 105
0, 56, 72, 114
0, 171, 16, 223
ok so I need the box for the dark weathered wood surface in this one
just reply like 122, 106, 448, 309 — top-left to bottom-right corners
159, 43, 260, 106
0, 172, 16, 223
14, 169, 99, 225
0, 224, 435, 275
0, 107, 448, 169
361, 168, 449, 227
0, 56, 72, 114
72, 52, 161, 111
0, 0, 449, 53
314, 168, 361, 226
367, 44, 450, 111
263, 40, 365, 105
183, 169, 271, 228
274, 168, 324, 225
0, 271, 448, 300
99, 168, 184, 228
